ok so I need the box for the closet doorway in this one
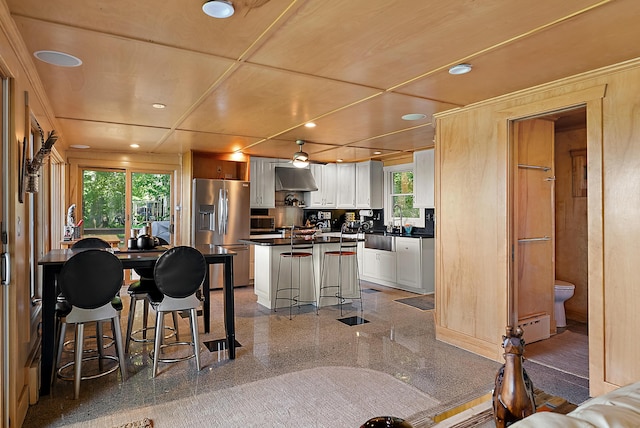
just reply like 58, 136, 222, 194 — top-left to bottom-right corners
512, 107, 589, 380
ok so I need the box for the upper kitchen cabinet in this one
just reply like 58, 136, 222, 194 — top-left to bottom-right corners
192, 151, 248, 180
250, 157, 276, 208
356, 161, 383, 209
336, 163, 356, 208
307, 163, 337, 208
413, 149, 435, 208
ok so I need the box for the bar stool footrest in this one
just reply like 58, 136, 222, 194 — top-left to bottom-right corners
130, 325, 176, 343
57, 355, 120, 381
150, 341, 197, 364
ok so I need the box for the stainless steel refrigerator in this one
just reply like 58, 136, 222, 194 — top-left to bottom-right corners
192, 179, 251, 288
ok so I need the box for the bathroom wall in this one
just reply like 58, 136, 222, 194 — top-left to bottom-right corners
555, 126, 588, 323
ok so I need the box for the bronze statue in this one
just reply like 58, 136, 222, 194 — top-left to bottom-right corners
492, 326, 536, 427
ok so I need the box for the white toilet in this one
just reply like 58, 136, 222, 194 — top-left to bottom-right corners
554, 279, 575, 328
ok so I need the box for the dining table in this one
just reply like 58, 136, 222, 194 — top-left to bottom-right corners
37, 244, 236, 396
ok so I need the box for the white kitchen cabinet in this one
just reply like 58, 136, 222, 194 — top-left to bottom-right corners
362, 248, 396, 284
336, 163, 356, 208
250, 157, 276, 208
413, 149, 435, 208
396, 237, 421, 287
396, 237, 434, 294
361, 237, 434, 294
307, 163, 337, 208
356, 161, 383, 209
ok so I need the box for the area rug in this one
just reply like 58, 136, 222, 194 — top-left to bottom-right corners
406, 388, 576, 428
395, 294, 435, 310
525, 330, 589, 379
113, 419, 153, 428
61, 367, 439, 428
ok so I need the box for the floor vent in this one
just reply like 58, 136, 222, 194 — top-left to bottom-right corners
518, 314, 550, 344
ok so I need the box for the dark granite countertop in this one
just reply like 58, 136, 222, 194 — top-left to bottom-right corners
240, 237, 360, 246
366, 231, 434, 239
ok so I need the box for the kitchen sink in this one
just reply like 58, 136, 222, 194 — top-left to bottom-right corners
364, 234, 395, 251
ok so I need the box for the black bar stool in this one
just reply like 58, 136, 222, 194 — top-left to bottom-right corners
56, 237, 116, 365
53, 249, 127, 399
147, 246, 207, 377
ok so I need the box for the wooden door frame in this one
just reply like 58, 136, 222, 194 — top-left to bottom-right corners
1, 72, 9, 428
500, 84, 606, 396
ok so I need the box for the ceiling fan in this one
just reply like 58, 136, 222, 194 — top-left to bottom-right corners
291, 139, 326, 168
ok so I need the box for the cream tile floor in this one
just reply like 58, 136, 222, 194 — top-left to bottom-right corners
23, 282, 589, 427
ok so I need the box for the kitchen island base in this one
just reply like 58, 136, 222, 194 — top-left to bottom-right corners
252, 240, 359, 310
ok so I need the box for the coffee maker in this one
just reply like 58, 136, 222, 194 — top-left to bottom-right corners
359, 209, 374, 232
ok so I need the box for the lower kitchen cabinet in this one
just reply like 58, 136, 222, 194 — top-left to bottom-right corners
396, 238, 421, 287
362, 248, 396, 284
395, 237, 434, 294
361, 237, 434, 294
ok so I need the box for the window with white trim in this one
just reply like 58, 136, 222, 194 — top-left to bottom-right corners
384, 163, 424, 228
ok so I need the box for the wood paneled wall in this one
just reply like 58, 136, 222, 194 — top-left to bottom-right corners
0, 7, 58, 424
435, 61, 640, 396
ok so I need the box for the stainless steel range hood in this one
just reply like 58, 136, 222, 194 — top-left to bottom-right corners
275, 167, 318, 192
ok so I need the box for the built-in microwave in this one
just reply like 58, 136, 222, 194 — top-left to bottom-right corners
250, 215, 275, 232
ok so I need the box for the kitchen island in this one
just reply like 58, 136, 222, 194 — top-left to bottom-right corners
240, 236, 361, 309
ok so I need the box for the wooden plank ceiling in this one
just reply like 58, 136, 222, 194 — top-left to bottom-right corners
6, 0, 640, 163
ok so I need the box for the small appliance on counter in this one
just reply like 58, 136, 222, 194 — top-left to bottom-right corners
359, 209, 374, 232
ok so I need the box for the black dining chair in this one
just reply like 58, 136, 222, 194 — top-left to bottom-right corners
124, 237, 179, 354
147, 246, 206, 377
54, 249, 127, 399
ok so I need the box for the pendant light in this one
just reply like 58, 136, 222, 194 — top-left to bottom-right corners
292, 140, 310, 168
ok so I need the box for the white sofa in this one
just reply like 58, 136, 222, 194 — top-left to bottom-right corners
511, 381, 640, 427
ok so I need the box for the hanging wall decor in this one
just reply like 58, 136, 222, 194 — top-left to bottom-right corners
25, 129, 57, 193
19, 90, 30, 203
18, 136, 27, 203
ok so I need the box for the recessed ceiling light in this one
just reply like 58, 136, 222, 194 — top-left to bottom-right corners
152, 103, 166, 109
130, 144, 140, 148
304, 122, 316, 128
373, 151, 382, 155
34, 50, 82, 67
202, 0, 235, 18
401, 113, 426, 121
69, 144, 90, 149
448, 63, 472, 75
336, 159, 343, 163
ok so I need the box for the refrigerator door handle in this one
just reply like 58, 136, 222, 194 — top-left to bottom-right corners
223, 189, 229, 235
218, 189, 225, 234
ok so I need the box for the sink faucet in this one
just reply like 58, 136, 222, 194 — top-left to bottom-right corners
393, 203, 403, 233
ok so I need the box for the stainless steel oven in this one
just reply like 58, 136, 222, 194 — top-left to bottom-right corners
250, 215, 275, 232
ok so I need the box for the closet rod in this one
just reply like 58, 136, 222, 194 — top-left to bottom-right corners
518, 236, 551, 243
517, 164, 550, 171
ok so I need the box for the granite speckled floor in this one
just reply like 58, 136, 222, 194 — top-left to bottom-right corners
23, 282, 590, 427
